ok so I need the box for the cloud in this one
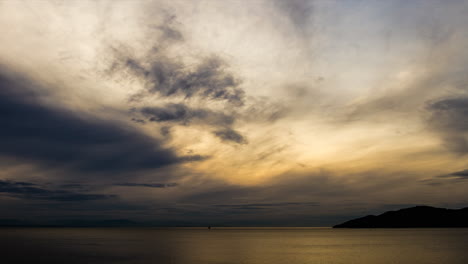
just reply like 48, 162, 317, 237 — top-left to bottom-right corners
214, 202, 319, 210
426, 97, 468, 154
0, 180, 115, 202
119, 52, 245, 106
213, 128, 247, 144
105, 14, 258, 145
139, 103, 234, 126
137, 101, 249, 144
423, 168, 468, 186
274, 0, 314, 32
138, 103, 247, 144
438, 169, 468, 180
450, 170, 468, 178
157, 13, 184, 43
114, 182, 178, 188
0, 68, 204, 175
176, 168, 427, 216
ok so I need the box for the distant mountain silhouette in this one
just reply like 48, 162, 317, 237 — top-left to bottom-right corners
334, 206, 468, 228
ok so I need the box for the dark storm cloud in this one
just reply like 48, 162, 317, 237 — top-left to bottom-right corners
426, 97, 468, 154
107, 14, 294, 146
440, 169, 468, 180
124, 55, 245, 106
114, 182, 178, 188
131, 118, 146, 124
0, 69, 204, 174
213, 128, 247, 144
138, 103, 247, 144
423, 168, 468, 186
450, 170, 468, 178
106, 14, 255, 145
140, 103, 234, 126
160, 126, 171, 138
0, 180, 115, 202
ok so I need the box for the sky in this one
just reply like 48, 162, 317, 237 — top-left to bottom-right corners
1, 0, 468, 226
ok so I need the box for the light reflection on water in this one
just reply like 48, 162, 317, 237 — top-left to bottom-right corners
1, 228, 468, 264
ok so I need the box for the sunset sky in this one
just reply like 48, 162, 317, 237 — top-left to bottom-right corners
1, 0, 468, 226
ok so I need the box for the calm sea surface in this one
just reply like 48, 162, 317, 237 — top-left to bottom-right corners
1, 228, 467, 264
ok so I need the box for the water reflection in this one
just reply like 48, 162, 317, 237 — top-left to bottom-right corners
1, 228, 468, 264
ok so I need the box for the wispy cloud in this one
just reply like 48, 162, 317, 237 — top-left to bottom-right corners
0, 180, 115, 202
114, 183, 178, 188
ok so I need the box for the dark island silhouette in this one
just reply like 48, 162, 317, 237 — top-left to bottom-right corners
334, 206, 468, 228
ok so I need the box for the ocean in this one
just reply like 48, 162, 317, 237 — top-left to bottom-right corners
1, 227, 467, 264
